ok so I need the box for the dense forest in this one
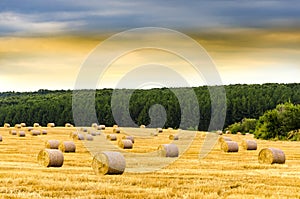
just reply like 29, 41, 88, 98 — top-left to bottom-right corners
0, 83, 299, 133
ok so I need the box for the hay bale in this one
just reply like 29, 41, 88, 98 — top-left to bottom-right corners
113, 128, 120, 134
10, 130, 17, 135
46, 140, 60, 149
18, 131, 26, 137
41, 130, 47, 135
258, 148, 285, 164
221, 141, 239, 152
118, 139, 133, 149
99, 125, 106, 130
237, 132, 242, 135
168, 127, 173, 131
65, 123, 72, 127
0, 135, 2, 142
122, 136, 135, 144
86, 134, 94, 141
217, 130, 223, 135
15, 124, 22, 129
225, 130, 231, 134
77, 134, 85, 140
91, 151, 126, 175
59, 141, 76, 153
20, 123, 26, 127
33, 123, 40, 127
140, 125, 146, 128
47, 123, 55, 128
107, 134, 117, 141
156, 128, 163, 133
37, 149, 64, 167
113, 125, 118, 128
81, 127, 88, 132
31, 130, 41, 136
151, 132, 158, 136
218, 136, 232, 143
242, 140, 257, 150
158, 144, 179, 157
4, 123, 10, 128
169, 134, 179, 140
27, 127, 34, 132
91, 123, 98, 128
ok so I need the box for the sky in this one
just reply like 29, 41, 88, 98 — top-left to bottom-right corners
0, 0, 299, 92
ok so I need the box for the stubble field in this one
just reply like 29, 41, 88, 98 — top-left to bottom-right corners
0, 126, 300, 199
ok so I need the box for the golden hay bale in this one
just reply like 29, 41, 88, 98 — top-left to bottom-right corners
221, 141, 239, 152
122, 136, 135, 144
15, 124, 22, 129
18, 131, 26, 137
169, 134, 179, 140
46, 140, 60, 149
107, 134, 117, 141
218, 136, 232, 143
156, 128, 163, 133
151, 132, 158, 136
65, 123, 72, 127
41, 130, 47, 135
77, 134, 85, 140
33, 123, 40, 127
4, 123, 10, 128
47, 123, 55, 128
91, 151, 126, 175
99, 125, 106, 130
59, 141, 76, 153
27, 127, 34, 132
113, 128, 121, 134
140, 125, 146, 128
242, 140, 257, 150
10, 130, 17, 135
91, 123, 98, 128
37, 149, 64, 167
31, 130, 41, 136
168, 127, 173, 131
258, 148, 285, 164
113, 125, 118, 128
118, 139, 133, 149
0, 135, 2, 142
20, 123, 26, 127
225, 130, 231, 134
158, 144, 179, 157
237, 132, 242, 135
81, 127, 88, 132
86, 134, 94, 141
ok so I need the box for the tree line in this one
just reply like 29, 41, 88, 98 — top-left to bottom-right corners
0, 83, 299, 133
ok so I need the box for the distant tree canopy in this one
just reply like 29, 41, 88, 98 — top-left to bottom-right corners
226, 118, 257, 134
0, 83, 299, 132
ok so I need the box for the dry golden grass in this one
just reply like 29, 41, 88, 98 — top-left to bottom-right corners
0, 127, 300, 198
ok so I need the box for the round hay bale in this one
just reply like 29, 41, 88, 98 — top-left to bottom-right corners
99, 125, 106, 130
15, 124, 22, 129
31, 130, 41, 136
218, 136, 232, 143
86, 134, 94, 141
242, 140, 257, 150
4, 123, 10, 128
27, 127, 34, 132
59, 141, 76, 153
10, 130, 17, 135
118, 139, 133, 149
77, 134, 85, 140
140, 125, 146, 128
151, 132, 158, 136
41, 130, 47, 135
237, 132, 242, 135
33, 123, 40, 127
225, 130, 231, 134
168, 127, 173, 131
0, 135, 2, 142
65, 123, 72, 127
158, 144, 179, 157
37, 149, 64, 167
156, 128, 163, 133
20, 123, 26, 127
221, 141, 239, 152
113, 128, 120, 134
122, 136, 134, 144
91, 151, 126, 175
18, 131, 26, 137
91, 123, 98, 128
107, 134, 117, 141
81, 127, 88, 132
113, 124, 118, 128
169, 134, 179, 140
46, 140, 60, 149
258, 148, 285, 164
47, 123, 55, 128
